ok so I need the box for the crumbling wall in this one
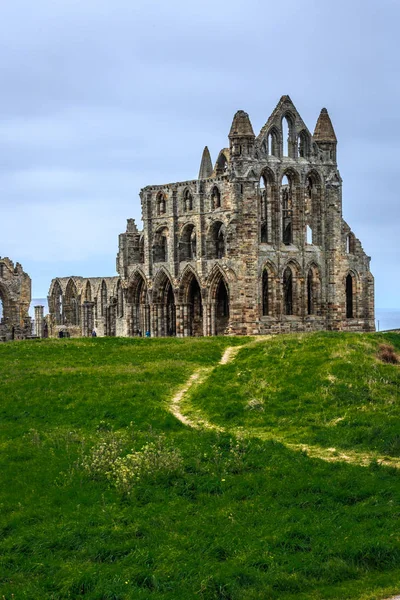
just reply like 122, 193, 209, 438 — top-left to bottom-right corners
0, 257, 32, 341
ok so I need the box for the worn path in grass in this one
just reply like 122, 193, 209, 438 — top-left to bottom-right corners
169, 336, 400, 470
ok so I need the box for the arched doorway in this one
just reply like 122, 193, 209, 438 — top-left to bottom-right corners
153, 271, 176, 337
215, 278, 229, 335
127, 273, 150, 336
188, 277, 203, 336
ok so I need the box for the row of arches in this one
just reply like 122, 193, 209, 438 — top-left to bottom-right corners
127, 268, 230, 337
261, 263, 359, 320
261, 115, 313, 159
153, 221, 226, 263
50, 278, 124, 327
261, 263, 322, 318
48, 269, 231, 337
155, 186, 223, 217
259, 168, 322, 246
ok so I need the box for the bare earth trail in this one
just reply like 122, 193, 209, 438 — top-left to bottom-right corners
169, 337, 400, 470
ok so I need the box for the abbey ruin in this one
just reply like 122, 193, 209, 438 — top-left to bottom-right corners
47, 96, 375, 338
0, 257, 32, 341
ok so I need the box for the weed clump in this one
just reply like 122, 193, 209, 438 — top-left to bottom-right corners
378, 343, 399, 364
82, 433, 183, 494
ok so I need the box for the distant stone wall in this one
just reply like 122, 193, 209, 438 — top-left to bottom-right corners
0, 257, 32, 341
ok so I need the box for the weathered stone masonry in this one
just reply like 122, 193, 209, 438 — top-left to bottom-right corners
47, 96, 375, 337
0, 257, 32, 341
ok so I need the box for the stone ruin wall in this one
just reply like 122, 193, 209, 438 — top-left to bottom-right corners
45, 96, 375, 338
0, 257, 32, 341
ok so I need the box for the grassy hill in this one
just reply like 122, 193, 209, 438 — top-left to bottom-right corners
0, 333, 399, 600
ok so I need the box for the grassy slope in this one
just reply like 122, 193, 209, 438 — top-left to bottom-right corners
190, 332, 400, 457
0, 334, 399, 600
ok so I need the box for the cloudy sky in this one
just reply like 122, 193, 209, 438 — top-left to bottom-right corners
1, 0, 399, 308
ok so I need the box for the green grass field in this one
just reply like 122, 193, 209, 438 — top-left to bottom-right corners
0, 333, 399, 599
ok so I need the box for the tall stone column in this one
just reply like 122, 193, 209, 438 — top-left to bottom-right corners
183, 304, 189, 337
150, 305, 157, 336
82, 301, 94, 337
34, 305, 44, 338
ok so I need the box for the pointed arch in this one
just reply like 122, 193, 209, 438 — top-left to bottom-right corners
259, 168, 275, 244
211, 186, 221, 209
283, 267, 293, 315
345, 271, 358, 319
280, 169, 300, 245
65, 278, 80, 326
262, 270, 269, 316
306, 263, 322, 316
207, 220, 226, 259
179, 223, 196, 262
156, 191, 166, 215
84, 280, 92, 302
100, 279, 108, 318
297, 129, 310, 158
153, 227, 169, 263
346, 232, 355, 254
282, 261, 301, 316
207, 266, 230, 335
267, 127, 280, 157
127, 270, 150, 336
215, 151, 229, 175
152, 268, 176, 336
261, 260, 278, 318
183, 188, 193, 212
49, 279, 64, 325
281, 113, 295, 158
304, 169, 323, 246
178, 267, 203, 336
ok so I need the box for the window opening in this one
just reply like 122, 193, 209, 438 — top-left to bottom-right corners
282, 175, 293, 244
346, 274, 353, 318
211, 187, 221, 209
283, 267, 293, 315
282, 117, 290, 157
262, 271, 269, 316
157, 193, 166, 215
260, 176, 268, 243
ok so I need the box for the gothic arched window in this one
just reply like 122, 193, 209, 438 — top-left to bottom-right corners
281, 175, 293, 245
184, 190, 193, 212
346, 274, 354, 318
283, 267, 293, 315
262, 270, 269, 316
156, 192, 166, 215
211, 186, 221, 209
